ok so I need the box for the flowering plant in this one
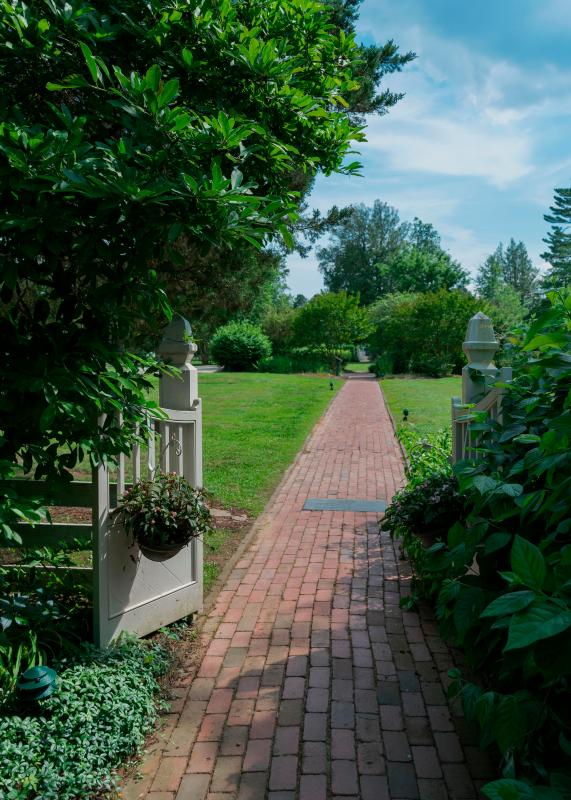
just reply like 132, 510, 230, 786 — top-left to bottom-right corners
381, 472, 464, 542
115, 472, 211, 551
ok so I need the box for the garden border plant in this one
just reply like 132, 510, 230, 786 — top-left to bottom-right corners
0, 637, 170, 800
381, 290, 571, 800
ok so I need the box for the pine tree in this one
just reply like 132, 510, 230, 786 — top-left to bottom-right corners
542, 187, 571, 287
476, 245, 504, 300
502, 239, 539, 306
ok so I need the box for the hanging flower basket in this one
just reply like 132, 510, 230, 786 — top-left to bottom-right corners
115, 471, 212, 560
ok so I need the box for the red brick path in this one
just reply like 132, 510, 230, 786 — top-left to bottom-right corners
124, 377, 490, 800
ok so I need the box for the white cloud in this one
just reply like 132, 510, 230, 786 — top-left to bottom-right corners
364, 115, 532, 187
532, 0, 571, 30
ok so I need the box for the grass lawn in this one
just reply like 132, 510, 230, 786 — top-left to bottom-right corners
60, 373, 341, 587
380, 375, 461, 435
344, 362, 370, 373
199, 372, 340, 514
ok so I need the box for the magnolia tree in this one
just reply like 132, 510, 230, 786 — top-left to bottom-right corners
0, 0, 373, 539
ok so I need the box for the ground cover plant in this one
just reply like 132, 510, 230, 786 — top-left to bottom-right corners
382, 292, 571, 799
0, 637, 170, 800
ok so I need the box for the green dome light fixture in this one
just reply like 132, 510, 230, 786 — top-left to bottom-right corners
16, 666, 58, 702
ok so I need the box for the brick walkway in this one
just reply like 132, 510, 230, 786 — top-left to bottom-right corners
125, 377, 490, 800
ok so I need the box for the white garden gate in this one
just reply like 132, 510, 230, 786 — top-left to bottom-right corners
6, 315, 204, 647
451, 312, 512, 463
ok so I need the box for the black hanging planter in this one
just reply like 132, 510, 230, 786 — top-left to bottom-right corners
137, 539, 189, 561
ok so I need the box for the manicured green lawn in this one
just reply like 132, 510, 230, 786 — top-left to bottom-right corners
200, 373, 340, 514
380, 376, 461, 435
344, 362, 370, 373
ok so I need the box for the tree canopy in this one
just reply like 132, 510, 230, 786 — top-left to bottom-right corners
476, 240, 538, 308
0, 0, 387, 526
317, 201, 468, 304
292, 291, 372, 348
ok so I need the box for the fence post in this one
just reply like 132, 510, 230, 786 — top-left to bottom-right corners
460, 312, 500, 404
451, 312, 510, 463
157, 314, 203, 487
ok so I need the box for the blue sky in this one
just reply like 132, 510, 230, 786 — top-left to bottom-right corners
286, 0, 571, 297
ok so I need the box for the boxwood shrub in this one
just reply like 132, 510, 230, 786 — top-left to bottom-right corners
0, 639, 170, 799
210, 321, 271, 371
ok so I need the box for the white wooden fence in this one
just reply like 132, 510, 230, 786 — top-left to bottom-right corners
451, 312, 512, 463
5, 315, 204, 647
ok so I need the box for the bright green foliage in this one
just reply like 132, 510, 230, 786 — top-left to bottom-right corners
477, 247, 505, 300
292, 291, 373, 348
0, 0, 366, 540
477, 241, 539, 308
260, 305, 297, 354
259, 345, 353, 373
502, 239, 539, 307
542, 187, 571, 288
211, 321, 271, 371
115, 472, 212, 549
369, 290, 490, 376
0, 639, 169, 799
317, 203, 468, 304
387, 291, 571, 794
397, 426, 453, 486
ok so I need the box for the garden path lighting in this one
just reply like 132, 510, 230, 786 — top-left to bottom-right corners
16, 665, 57, 702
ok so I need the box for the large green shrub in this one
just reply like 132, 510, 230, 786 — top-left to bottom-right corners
369, 290, 490, 374
0, 0, 365, 542
292, 291, 373, 349
385, 291, 571, 797
258, 345, 352, 374
211, 322, 271, 371
260, 306, 297, 354
0, 639, 169, 799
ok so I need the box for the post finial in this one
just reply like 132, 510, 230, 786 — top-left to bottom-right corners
158, 314, 197, 368
462, 312, 498, 367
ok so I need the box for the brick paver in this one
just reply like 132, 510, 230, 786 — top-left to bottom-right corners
124, 377, 489, 799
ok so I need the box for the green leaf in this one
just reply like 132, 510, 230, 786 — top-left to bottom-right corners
510, 535, 546, 589
505, 603, 571, 651
79, 42, 101, 84
492, 695, 527, 754
484, 532, 511, 555
481, 590, 535, 618
145, 64, 161, 92
278, 224, 294, 249
158, 78, 179, 108
472, 475, 498, 494
496, 482, 523, 498
482, 779, 534, 800
230, 168, 243, 189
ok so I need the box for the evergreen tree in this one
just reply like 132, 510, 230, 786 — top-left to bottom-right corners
477, 241, 538, 307
476, 246, 505, 300
542, 187, 571, 287
502, 239, 539, 306
325, 1, 415, 119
